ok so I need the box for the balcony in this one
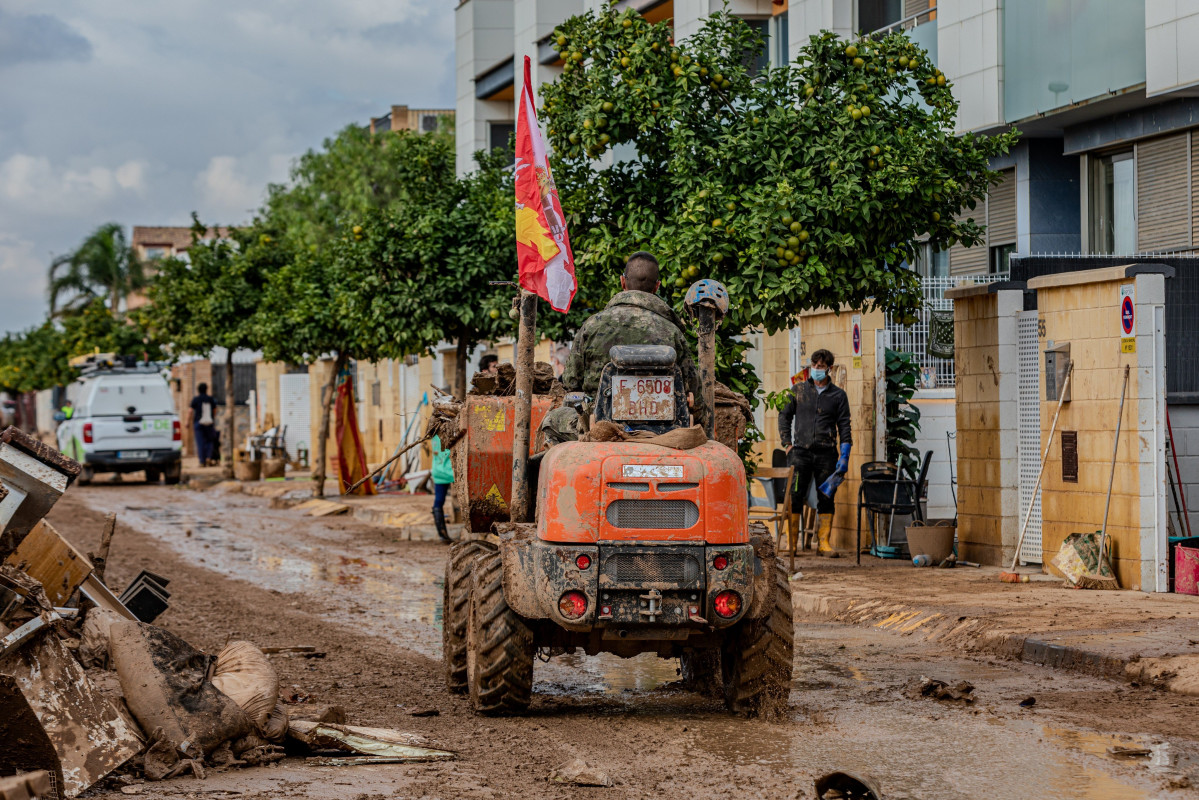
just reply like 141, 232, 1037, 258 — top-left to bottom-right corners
1003, 0, 1145, 123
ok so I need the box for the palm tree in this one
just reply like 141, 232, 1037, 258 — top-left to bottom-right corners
48, 223, 147, 317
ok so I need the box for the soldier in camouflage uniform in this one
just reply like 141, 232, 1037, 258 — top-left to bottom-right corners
562, 252, 707, 429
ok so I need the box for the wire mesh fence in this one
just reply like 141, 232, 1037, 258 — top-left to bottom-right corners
885, 272, 1008, 389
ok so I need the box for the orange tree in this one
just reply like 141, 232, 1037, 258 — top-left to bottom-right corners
541, 6, 1017, 411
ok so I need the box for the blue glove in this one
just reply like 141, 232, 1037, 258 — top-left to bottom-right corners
835, 442, 852, 475
818, 472, 844, 499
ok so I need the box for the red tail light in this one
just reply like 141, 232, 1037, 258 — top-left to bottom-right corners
83, 423, 93, 444
558, 591, 587, 619
713, 554, 729, 571
172, 420, 181, 441
714, 591, 742, 619
575, 554, 591, 570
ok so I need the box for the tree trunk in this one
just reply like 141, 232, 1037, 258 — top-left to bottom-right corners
222, 358, 235, 479
454, 338, 470, 401
313, 351, 348, 499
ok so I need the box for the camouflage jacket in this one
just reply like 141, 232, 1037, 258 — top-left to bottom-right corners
562, 290, 706, 426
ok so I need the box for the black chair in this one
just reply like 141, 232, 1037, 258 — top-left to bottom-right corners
855, 451, 934, 564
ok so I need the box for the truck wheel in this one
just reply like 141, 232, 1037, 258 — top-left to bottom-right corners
443, 540, 491, 693
78, 465, 94, 486
680, 648, 723, 698
722, 557, 795, 718
466, 549, 534, 715
163, 462, 182, 485
145, 468, 162, 484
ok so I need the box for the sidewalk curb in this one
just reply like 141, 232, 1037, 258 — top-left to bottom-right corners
791, 589, 1199, 696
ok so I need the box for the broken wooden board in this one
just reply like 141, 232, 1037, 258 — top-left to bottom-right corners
286, 720, 454, 761
5, 521, 92, 606
0, 630, 142, 797
299, 500, 349, 518
0, 429, 77, 559
0, 771, 53, 800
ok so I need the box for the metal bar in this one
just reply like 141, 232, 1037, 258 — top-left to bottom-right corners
1097, 365, 1130, 568
696, 305, 716, 438
510, 290, 539, 523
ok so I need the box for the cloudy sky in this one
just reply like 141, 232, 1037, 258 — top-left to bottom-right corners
0, 0, 454, 335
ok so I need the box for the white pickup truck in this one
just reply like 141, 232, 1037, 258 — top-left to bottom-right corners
57, 360, 182, 485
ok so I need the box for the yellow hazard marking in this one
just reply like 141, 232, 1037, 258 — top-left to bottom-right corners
482, 408, 507, 432
485, 484, 508, 511
852, 356, 862, 369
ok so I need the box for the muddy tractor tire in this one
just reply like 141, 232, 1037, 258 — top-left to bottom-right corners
722, 557, 795, 717
466, 549, 534, 715
680, 647, 723, 698
443, 540, 492, 693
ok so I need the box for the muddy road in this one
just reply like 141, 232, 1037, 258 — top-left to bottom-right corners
54, 482, 1199, 800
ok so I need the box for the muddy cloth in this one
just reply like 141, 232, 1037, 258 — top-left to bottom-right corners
210, 640, 279, 732
789, 445, 837, 514
109, 620, 253, 767
561, 291, 706, 429
583, 421, 707, 450
538, 407, 582, 447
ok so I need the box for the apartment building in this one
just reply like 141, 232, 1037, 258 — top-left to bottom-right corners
369, 104, 455, 135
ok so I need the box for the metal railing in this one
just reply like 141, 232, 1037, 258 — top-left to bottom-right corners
885, 272, 1008, 390
870, 3, 937, 36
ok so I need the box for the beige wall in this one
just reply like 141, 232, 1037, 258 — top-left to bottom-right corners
1029, 267, 1169, 591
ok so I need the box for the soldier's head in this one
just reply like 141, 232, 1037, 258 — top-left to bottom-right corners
621, 251, 661, 294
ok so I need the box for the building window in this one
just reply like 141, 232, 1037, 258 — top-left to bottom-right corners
911, 242, 948, 278
1089, 151, 1135, 254
142, 247, 168, 261
770, 11, 789, 66
859, 0, 903, 33
989, 243, 1015, 274
488, 122, 515, 163
741, 18, 770, 74
420, 114, 440, 133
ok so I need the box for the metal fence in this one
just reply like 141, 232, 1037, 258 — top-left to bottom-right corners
885, 272, 1008, 390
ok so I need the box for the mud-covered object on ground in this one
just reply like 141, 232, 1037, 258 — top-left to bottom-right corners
209, 640, 279, 732
108, 619, 254, 773
907, 677, 976, 704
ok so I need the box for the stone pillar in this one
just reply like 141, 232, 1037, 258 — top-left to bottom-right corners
946, 282, 1026, 565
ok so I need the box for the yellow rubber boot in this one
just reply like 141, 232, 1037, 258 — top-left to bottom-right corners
817, 515, 840, 558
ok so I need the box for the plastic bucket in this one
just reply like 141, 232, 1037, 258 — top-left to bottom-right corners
234, 460, 261, 482
905, 520, 956, 563
1175, 545, 1199, 596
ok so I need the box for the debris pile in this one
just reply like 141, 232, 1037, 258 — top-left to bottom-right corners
0, 426, 453, 798
469, 361, 561, 397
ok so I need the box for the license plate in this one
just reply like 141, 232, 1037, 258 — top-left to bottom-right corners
118, 450, 150, 460
611, 375, 674, 421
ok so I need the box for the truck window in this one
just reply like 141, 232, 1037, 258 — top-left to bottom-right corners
88, 381, 175, 416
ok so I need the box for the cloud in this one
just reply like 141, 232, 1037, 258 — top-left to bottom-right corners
0, 154, 147, 213
0, 234, 49, 332
0, 10, 93, 68
195, 154, 291, 222
0, 0, 456, 334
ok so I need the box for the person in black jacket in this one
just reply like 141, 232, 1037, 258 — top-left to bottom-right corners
778, 349, 852, 557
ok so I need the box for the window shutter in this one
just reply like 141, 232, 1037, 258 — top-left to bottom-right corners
987, 169, 1016, 245
1137, 133, 1189, 252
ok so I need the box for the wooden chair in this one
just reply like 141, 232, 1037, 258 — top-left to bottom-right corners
748, 466, 797, 569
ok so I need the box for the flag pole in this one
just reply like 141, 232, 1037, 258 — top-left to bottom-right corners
510, 290, 539, 523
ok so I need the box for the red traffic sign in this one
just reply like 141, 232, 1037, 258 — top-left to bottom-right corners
1121, 295, 1134, 335
852, 322, 861, 355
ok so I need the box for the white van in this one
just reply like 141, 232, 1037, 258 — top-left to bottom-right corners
57, 359, 182, 485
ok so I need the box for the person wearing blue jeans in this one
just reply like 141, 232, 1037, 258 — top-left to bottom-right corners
189, 383, 218, 467
431, 434, 454, 542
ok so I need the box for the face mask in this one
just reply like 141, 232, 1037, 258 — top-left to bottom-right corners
810, 368, 827, 381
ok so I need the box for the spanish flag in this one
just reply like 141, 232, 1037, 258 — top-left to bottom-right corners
515, 55, 576, 313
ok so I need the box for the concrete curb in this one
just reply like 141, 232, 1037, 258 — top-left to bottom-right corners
791, 588, 1199, 696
